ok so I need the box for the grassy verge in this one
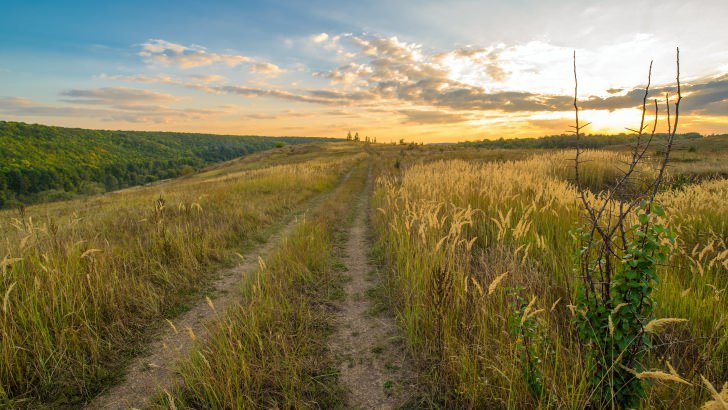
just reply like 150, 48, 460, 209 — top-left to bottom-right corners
156, 159, 370, 408
0, 145, 364, 407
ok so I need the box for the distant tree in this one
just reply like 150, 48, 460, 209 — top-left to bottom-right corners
346, 131, 352, 141
103, 174, 119, 191
180, 165, 195, 176
354, 132, 360, 142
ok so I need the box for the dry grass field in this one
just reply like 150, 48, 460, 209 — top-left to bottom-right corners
371, 142, 728, 408
0, 143, 365, 407
1, 139, 727, 409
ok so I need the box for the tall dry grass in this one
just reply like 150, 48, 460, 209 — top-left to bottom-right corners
372, 149, 727, 408
0, 144, 364, 406
157, 159, 370, 409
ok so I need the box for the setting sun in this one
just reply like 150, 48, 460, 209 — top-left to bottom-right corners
579, 108, 648, 134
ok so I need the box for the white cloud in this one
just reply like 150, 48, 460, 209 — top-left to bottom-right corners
311, 33, 330, 43
250, 62, 286, 77
139, 39, 252, 68
136, 39, 289, 81
314, 63, 372, 86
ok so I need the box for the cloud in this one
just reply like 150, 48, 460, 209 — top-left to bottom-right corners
249, 62, 285, 77
99, 73, 177, 85
100, 74, 218, 93
315, 63, 373, 86
435, 46, 509, 82
212, 85, 376, 106
303, 32, 728, 120
60, 87, 179, 107
399, 109, 470, 124
241, 113, 279, 120
88, 33, 725, 131
307, 34, 574, 113
310, 33, 329, 43
139, 39, 252, 68
578, 72, 728, 114
0, 97, 113, 118
137, 39, 288, 81
188, 74, 226, 84
678, 73, 728, 115
215, 85, 316, 102
0, 91, 222, 124
238, 109, 351, 121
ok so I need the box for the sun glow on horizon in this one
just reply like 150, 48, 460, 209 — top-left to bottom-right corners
579, 108, 649, 135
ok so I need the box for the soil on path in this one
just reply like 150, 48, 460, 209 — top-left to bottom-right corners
329, 170, 414, 409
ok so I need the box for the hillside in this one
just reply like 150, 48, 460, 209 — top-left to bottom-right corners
0, 121, 336, 207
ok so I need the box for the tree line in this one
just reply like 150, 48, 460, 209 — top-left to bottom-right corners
458, 132, 703, 149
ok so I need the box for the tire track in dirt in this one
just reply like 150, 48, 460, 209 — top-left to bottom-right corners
85, 169, 355, 410
329, 167, 414, 409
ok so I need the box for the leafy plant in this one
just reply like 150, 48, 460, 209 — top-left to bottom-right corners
571, 49, 683, 408
575, 204, 674, 407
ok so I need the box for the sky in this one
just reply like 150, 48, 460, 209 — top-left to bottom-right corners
0, 0, 727, 142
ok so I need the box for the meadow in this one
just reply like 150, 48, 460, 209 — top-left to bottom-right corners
156, 157, 370, 409
1, 137, 726, 409
371, 141, 728, 408
0, 143, 364, 407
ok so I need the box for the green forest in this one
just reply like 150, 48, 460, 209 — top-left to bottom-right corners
0, 121, 333, 207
